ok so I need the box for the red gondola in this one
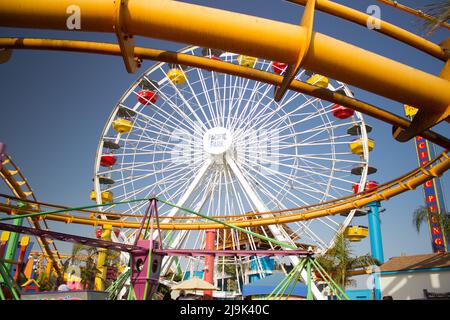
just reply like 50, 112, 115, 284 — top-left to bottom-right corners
272, 61, 288, 75
352, 181, 379, 193
100, 154, 117, 167
331, 104, 354, 119
137, 89, 157, 105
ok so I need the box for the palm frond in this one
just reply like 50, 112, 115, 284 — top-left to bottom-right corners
412, 205, 429, 233
418, 1, 450, 36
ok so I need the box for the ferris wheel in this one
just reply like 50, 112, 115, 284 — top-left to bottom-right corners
92, 46, 372, 293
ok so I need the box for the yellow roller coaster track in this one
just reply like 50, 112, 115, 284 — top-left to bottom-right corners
0, 0, 449, 141
0, 155, 62, 276
0, 1, 449, 233
0, 39, 449, 150
1, 151, 448, 230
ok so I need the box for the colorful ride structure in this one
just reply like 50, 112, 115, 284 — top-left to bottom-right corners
0, 0, 449, 300
0, 146, 63, 300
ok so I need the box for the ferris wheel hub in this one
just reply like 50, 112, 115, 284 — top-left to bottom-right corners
203, 127, 233, 156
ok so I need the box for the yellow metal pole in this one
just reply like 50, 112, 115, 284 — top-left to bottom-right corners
45, 258, 53, 275
0, 152, 448, 230
94, 224, 112, 291
287, 0, 448, 61
0, 37, 449, 149
0, 0, 449, 119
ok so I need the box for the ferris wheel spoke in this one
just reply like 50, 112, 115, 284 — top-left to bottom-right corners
102, 172, 192, 214
126, 170, 193, 206
159, 159, 212, 222
195, 66, 220, 128
230, 63, 273, 132
227, 73, 251, 130
232, 83, 275, 138
290, 221, 328, 250
227, 74, 245, 128
228, 74, 263, 131
268, 120, 352, 143
146, 73, 206, 134
242, 90, 308, 133
243, 151, 354, 188
268, 153, 364, 165
132, 116, 198, 146
210, 69, 225, 127
131, 117, 193, 144
222, 73, 230, 127
181, 67, 217, 131
229, 79, 267, 132
242, 95, 320, 137
256, 102, 330, 136
298, 157, 352, 176
126, 101, 196, 137
239, 160, 312, 206
182, 70, 214, 130
104, 161, 190, 194
98, 158, 176, 175
242, 157, 335, 203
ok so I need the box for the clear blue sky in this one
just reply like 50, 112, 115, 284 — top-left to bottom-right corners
0, 0, 449, 276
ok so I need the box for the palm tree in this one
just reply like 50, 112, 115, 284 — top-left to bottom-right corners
61, 244, 98, 289
63, 243, 122, 290
412, 205, 450, 238
316, 234, 380, 290
418, 1, 450, 36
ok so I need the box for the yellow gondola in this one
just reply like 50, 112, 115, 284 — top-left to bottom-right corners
349, 138, 374, 156
237, 55, 257, 68
344, 225, 368, 242
306, 74, 329, 88
90, 190, 113, 204
112, 118, 133, 134
167, 68, 187, 85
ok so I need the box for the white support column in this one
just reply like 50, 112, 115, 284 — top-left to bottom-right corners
160, 195, 209, 275
225, 154, 325, 300
154, 159, 212, 274
161, 159, 212, 223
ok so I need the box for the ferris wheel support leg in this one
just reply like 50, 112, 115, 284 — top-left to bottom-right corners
161, 159, 212, 222
154, 160, 212, 276
160, 195, 209, 276
225, 154, 325, 300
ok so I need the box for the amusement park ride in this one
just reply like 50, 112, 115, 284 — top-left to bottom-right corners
0, 0, 449, 300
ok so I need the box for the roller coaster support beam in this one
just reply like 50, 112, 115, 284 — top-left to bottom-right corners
0, 38, 449, 148
0, 0, 449, 137
0, 222, 146, 254
94, 224, 112, 291
0, 143, 6, 168
204, 229, 216, 300
3, 216, 23, 273
366, 201, 384, 300
0, 155, 62, 277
